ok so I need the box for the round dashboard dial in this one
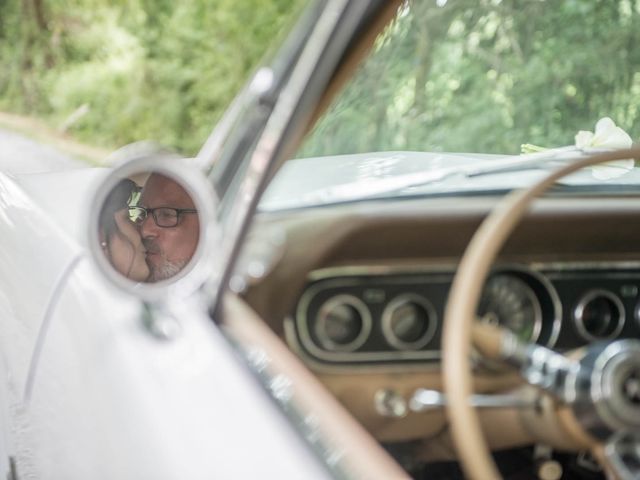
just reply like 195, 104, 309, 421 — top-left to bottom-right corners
477, 274, 542, 343
574, 289, 625, 341
382, 294, 437, 350
314, 295, 371, 352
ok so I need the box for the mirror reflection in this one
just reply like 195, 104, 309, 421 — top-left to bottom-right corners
98, 172, 200, 283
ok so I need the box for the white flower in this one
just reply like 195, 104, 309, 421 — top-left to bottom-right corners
575, 117, 634, 180
575, 117, 632, 149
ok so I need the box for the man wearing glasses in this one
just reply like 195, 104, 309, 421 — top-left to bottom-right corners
131, 173, 199, 282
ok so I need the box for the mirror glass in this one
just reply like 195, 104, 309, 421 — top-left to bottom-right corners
97, 170, 201, 283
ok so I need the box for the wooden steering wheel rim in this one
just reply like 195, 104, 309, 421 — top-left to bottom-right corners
442, 146, 640, 480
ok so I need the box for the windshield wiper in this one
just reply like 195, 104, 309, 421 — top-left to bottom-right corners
298, 146, 585, 206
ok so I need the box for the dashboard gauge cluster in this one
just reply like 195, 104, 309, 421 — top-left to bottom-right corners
478, 274, 542, 343
478, 270, 560, 346
288, 265, 640, 367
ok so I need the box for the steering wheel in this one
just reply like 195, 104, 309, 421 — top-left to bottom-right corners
442, 146, 640, 480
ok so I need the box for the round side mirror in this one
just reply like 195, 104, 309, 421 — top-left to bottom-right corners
89, 154, 218, 302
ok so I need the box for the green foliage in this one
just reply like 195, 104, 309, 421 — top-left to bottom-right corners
0, 0, 304, 155
301, 0, 640, 158
5, 1, 640, 158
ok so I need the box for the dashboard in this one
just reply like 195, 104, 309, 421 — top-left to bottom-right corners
240, 194, 640, 443
288, 264, 640, 369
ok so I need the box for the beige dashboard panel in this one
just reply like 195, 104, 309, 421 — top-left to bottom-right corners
317, 370, 522, 442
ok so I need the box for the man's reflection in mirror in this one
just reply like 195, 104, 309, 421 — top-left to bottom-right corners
99, 179, 150, 281
132, 173, 199, 282
100, 173, 199, 282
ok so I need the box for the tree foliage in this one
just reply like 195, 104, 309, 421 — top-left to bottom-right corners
4, 1, 640, 158
0, 0, 303, 155
301, 0, 640, 157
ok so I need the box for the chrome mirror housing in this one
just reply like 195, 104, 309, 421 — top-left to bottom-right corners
88, 152, 218, 304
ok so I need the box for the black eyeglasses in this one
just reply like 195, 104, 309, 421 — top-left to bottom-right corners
129, 206, 197, 228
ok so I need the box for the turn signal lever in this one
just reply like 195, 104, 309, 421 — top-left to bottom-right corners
473, 322, 640, 480
473, 323, 640, 441
472, 322, 580, 403
374, 388, 537, 418
409, 388, 536, 413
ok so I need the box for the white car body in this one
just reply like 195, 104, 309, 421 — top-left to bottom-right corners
0, 163, 329, 478
0, 1, 387, 477
6, 0, 638, 478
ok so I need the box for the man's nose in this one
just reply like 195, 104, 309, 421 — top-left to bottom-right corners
139, 213, 159, 237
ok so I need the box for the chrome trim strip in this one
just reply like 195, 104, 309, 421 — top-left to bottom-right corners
307, 263, 460, 281
310, 261, 640, 280
284, 317, 442, 373
531, 261, 640, 272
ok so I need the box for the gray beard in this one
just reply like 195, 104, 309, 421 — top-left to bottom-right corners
150, 259, 187, 282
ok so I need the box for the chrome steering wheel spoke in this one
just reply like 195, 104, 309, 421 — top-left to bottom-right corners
473, 323, 580, 404
475, 323, 640, 469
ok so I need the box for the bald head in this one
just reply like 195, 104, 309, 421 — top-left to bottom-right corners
138, 174, 199, 282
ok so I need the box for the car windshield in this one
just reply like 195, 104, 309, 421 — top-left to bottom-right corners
262, 1, 640, 210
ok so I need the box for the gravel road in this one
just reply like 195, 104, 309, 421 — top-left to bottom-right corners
0, 127, 82, 175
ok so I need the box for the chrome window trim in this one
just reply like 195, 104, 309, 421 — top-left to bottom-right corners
205, 0, 367, 315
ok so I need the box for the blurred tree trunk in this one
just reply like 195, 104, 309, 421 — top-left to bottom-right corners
30, 0, 49, 31
411, 8, 431, 117
19, 0, 53, 109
